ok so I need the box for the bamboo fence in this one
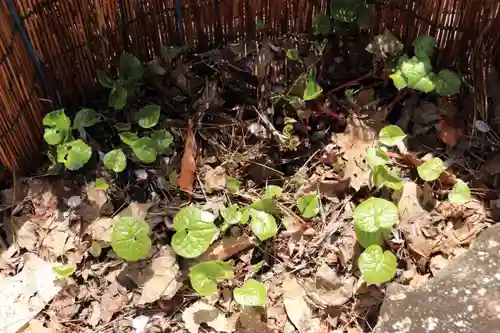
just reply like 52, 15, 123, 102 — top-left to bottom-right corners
0, 0, 499, 174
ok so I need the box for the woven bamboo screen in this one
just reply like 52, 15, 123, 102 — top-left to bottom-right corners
0, 0, 499, 174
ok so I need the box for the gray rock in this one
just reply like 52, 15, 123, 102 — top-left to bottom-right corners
374, 224, 500, 333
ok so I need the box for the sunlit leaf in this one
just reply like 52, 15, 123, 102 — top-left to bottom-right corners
73, 108, 101, 129
189, 261, 233, 296
108, 83, 127, 110
250, 209, 277, 241
171, 205, 218, 258
365, 148, 389, 168
448, 180, 471, 205
263, 185, 283, 199
312, 12, 331, 36
303, 73, 323, 101
389, 70, 407, 90
399, 55, 433, 87
221, 204, 242, 225
417, 157, 446, 181
138, 104, 161, 129
354, 197, 398, 233
297, 194, 320, 218
44, 127, 64, 145
130, 137, 158, 164
372, 165, 404, 190
233, 279, 267, 307
53, 263, 77, 278
119, 52, 144, 83
103, 149, 127, 173
412, 35, 436, 59
286, 49, 300, 61
150, 129, 174, 153
434, 69, 461, 96
412, 73, 436, 93
119, 132, 139, 145
111, 216, 152, 261
378, 125, 406, 147
43, 109, 71, 131
93, 177, 109, 190
57, 139, 92, 170
358, 245, 397, 285
226, 176, 241, 193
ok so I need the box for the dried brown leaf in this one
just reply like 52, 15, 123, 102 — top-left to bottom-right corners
436, 116, 464, 147
204, 165, 227, 193
283, 275, 312, 333
199, 234, 256, 262
182, 301, 232, 333
179, 119, 197, 196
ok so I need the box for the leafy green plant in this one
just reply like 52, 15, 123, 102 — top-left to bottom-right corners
313, 0, 373, 35
372, 165, 404, 190
138, 104, 161, 128
417, 157, 446, 181
171, 205, 218, 258
233, 279, 267, 307
297, 194, 320, 218
353, 197, 399, 248
98, 52, 144, 110
378, 125, 406, 147
151, 129, 174, 153
282, 117, 300, 151
72, 108, 101, 129
130, 137, 158, 164
94, 177, 109, 190
189, 261, 233, 296
448, 180, 471, 205
249, 209, 278, 241
365, 148, 389, 168
303, 67, 323, 101
103, 149, 127, 172
389, 35, 461, 96
53, 263, 77, 278
264, 185, 283, 199
43, 109, 71, 145
358, 244, 397, 285
57, 139, 92, 170
111, 217, 152, 262
226, 176, 242, 193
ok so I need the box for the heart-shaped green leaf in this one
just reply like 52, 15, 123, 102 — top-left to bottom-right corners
263, 185, 283, 199
233, 279, 267, 307
434, 69, 461, 96
226, 176, 241, 193
114, 122, 131, 132
93, 177, 109, 190
189, 261, 233, 296
250, 198, 278, 216
378, 125, 406, 147
365, 148, 389, 168
103, 149, 127, 173
43, 109, 71, 131
44, 127, 65, 145
399, 55, 432, 87
372, 165, 404, 190
131, 137, 158, 163
97, 70, 115, 88
57, 139, 92, 170
119, 132, 139, 145
138, 104, 161, 128
303, 76, 323, 101
286, 49, 300, 61
53, 263, 77, 278
411, 73, 436, 93
312, 12, 331, 36
73, 108, 101, 129
171, 205, 218, 258
108, 83, 127, 110
297, 194, 320, 218
119, 52, 143, 83
354, 197, 398, 233
358, 245, 397, 285
111, 216, 152, 262
150, 129, 173, 153
221, 204, 242, 225
389, 70, 408, 90
417, 157, 446, 181
239, 207, 250, 225
250, 209, 277, 241
412, 35, 436, 59
448, 180, 471, 205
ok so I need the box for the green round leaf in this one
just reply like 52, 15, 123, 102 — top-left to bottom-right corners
417, 157, 446, 181
365, 148, 389, 168
189, 261, 234, 296
97, 70, 115, 89
171, 205, 218, 258
389, 70, 408, 90
57, 139, 92, 170
151, 129, 173, 153
138, 104, 161, 128
371, 165, 404, 190
297, 194, 320, 218
44, 127, 64, 145
250, 209, 277, 241
111, 217, 152, 261
379, 125, 406, 147
354, 197, 399, 233
303, 77, 323, 101
239, 207, 250, 225
103, 149, 127, 173
93, 177, 109, 190
400, 56, 432, 87
73, 108, 100, 129
114, 122, 131, 132
358, 245, 397, 285
53, 263, 77, 278
412, 35, 436, 59
226, 176, 241, 193
448, 180, 471, 205
233, 279, 267, 307
119, 132, 139, 145
109, 84, 127, 110
434, 69, 461, 96
354, 224, 383, 249
412, 74, 436, 93
43, 109, 70, 131
264, 185, 283, 199
221, 204, 242, 225
312, 12, 331, 35
131, 137, 158, 164
250, 198, 278, 216
119, 52, 144, 83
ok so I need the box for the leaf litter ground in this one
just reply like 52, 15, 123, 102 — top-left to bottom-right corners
0, 30, 497, 333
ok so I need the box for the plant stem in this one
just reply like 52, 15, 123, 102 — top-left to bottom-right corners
328, 71, 373, 94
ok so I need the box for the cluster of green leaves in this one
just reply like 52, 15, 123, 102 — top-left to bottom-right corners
98, 52, 144, 110
389, 35, 461, 96
313, 0, 374, 35
43, 109, 96, 170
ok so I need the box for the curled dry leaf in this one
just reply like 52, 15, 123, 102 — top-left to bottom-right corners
435, 116, 464, 147
199, 234, 256, 262
283, 275, 313, 333
179, 119, 197, 197
204, 165, 227, 193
